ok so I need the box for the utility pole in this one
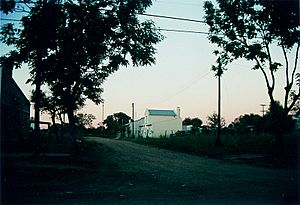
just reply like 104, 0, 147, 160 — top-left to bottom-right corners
260, 104, 266, 117
102, 102, 105, 123
215, 74, 222, 146
132, 102, 135, 138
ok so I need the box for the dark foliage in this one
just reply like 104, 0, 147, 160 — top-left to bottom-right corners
204, 0, 300, 155
231, 114, 264, 134
203, 0, 300, 113
1, 0, 163, 148
103, 112, 131, 137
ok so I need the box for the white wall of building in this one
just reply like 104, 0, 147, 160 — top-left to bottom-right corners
141, 109, 182, 138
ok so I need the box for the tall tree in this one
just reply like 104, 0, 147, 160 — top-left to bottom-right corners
204, 0, 299, 153
1, 1, 64, 149
204, 0, 299, 112
1, 0, 163, 151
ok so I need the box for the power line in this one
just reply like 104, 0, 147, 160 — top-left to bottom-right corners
140, 13, 205, 24
155, 70, 211, 106
0, 12, 206, 24
0, 18, 209, 35
0, 19, 210, 35
158, 28, 209, 35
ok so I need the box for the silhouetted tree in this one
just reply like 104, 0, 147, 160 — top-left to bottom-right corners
76, 113, 96, 129
30, 90, 64, 126
183, 117, 203, 134
204, 0, 300, 154
30, 89, 67, 142
103, 112, 131, 137
232, 113, 264, 134
264, 101, 295, 156
191, 118, 203, 128
1, 2, 64, 149
207, 112, 226, 129
1, 0, 163, 152
182, 117, 192, 126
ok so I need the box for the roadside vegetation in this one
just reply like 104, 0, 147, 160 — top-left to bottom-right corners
129, 132, 299, 168
132, 133, 298, 157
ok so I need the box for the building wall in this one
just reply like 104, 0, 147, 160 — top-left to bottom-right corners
1, 67, 30, 143
142, 115, 182, 138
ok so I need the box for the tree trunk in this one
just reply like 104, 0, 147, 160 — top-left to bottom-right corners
268, 101, 286, 160
67, 109, 78, 154
34, 74, 41, 153
58, 113, 64, 142
51, 113, 60, 143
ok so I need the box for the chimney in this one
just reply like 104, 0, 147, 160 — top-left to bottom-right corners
176, 107, 180, 118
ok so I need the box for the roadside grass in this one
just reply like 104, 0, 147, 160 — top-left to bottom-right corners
130, 133, 299, 160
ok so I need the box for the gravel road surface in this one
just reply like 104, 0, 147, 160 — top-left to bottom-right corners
85, 137, 299, 204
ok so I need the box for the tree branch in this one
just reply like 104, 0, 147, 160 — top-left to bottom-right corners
260, 25, 276, 92
290, 43, 300, 87
286, 43, 300, 113
234, 27, 275, 103
287, 88, 300, 114
254, 56, 275, 102
282, 43, 290, 110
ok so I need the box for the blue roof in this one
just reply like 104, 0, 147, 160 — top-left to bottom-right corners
148, 109, 176, 116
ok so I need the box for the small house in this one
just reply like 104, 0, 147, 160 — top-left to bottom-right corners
140, 107, 182, 138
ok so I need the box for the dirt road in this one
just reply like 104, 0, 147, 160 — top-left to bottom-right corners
3, 137, 298, 204
85, 137, 299, 204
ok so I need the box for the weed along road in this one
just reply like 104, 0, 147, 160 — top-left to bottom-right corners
85, 137, 298, 204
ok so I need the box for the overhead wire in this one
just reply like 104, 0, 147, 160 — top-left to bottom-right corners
0, 11, 212, 109
1, 0, 209, 36
140, 13, 206, 24
154, 70, 211, 106
1, 15, 209, 35
158, 28, 209, 35
0, 13, 205, 23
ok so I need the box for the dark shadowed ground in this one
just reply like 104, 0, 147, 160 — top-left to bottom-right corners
1, 137, 299, 204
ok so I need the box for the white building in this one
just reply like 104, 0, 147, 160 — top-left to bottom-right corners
140, 108, 182, 138
126, 107, 182, 138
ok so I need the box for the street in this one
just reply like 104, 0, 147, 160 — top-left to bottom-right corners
2, 137, 298, 204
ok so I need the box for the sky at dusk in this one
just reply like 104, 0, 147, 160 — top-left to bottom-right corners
1, 0, 299, 126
